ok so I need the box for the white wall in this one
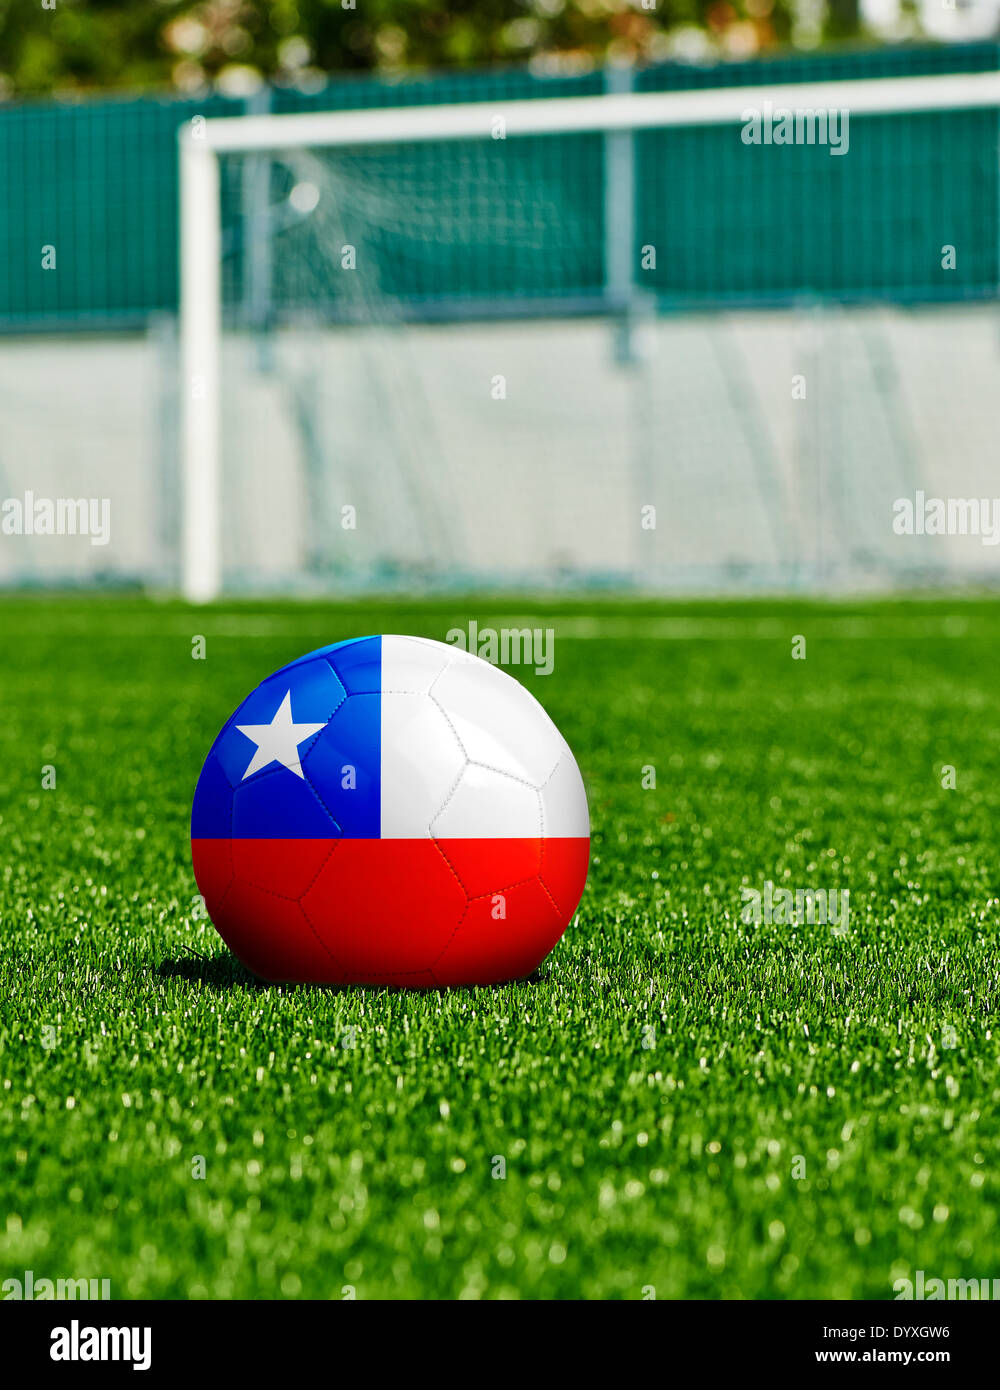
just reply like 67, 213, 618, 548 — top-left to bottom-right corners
1, 303, 998, 591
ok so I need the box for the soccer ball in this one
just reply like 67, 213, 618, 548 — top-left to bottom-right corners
191, 635, 589, 987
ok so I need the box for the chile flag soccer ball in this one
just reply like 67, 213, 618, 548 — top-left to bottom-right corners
191, 635, 590, 987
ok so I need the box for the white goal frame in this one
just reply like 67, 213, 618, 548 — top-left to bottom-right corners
178, 70, 1000, 601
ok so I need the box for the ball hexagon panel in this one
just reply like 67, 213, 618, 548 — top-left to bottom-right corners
539, 835, 592, 919
327, 639, 388, 695
231, 837, 335, 900
539, 753, 590, 839
213, 875, 341, 984
232, 764, 340, 840
301, 839, 468, 978
428, 651, 567, 785
382, 634, 455, 693
300, 693, 381, 838
379, 691, 466, 839
431, 763, 542, 841
433, 878, 567, 987
437, 835, 543, 901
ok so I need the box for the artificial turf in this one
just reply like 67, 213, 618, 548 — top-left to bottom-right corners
1, 594, 998, 1299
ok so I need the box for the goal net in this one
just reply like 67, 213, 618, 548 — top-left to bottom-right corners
178, 73, 1000, 600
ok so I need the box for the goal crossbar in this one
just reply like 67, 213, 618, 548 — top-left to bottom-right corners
189, 71, 1000, 153
179, 70, 1000, 601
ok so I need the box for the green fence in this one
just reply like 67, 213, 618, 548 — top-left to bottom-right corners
0, 42, 997, 330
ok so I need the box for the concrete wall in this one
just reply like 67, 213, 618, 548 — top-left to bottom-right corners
1, 303, 997, 591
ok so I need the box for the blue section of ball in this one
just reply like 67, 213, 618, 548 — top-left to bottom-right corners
231, 762, 343, 839
191, 636, 382, 839
281, 635, 381, 690
190, 748, 233, 838
300, 693, 381, 838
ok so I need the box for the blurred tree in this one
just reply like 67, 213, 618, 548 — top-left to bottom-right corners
0, 0, 868, 99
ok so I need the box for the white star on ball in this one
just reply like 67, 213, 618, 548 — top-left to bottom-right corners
236, 689, 326, 781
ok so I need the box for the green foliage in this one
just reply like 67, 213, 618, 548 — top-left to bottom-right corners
0, 0, 859, 99
0, 595, 997, 1297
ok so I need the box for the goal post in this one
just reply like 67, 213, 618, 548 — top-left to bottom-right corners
180, 133, 222, 604
178, 70, 1000, 602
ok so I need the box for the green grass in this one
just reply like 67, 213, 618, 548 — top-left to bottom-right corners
1, 594, 998, 1300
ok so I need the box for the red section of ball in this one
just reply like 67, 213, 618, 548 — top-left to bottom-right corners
192, 836, 589, 987
539, 836, 592, 918
434, 876, 565, 988
202, 866, 342, 983
302, 838, 468, 980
